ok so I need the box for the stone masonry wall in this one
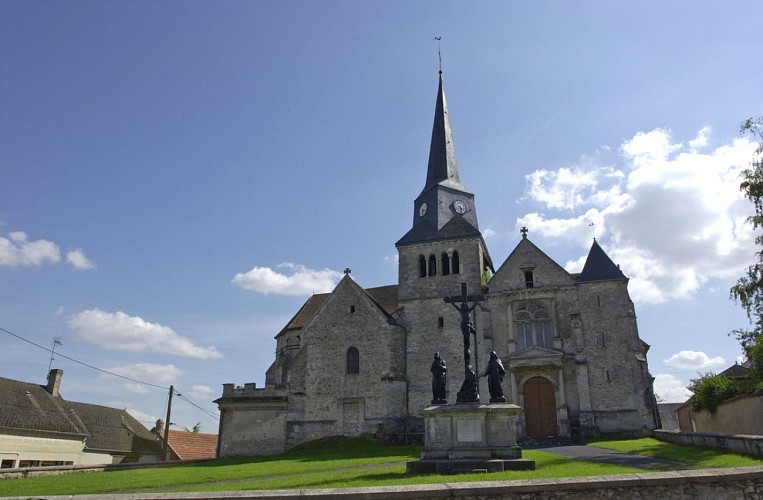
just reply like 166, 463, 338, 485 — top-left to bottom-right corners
577, 280, 656, 434
398, 237, 487, 413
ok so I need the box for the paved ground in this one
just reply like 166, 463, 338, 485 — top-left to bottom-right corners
535, 445, 689, 470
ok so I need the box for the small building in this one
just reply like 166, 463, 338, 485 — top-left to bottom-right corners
0, 369, 162, 469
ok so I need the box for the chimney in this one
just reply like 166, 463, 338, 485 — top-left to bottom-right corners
155, 419, 165, 435
46, 369, 63, 397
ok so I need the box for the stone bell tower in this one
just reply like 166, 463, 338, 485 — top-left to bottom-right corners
396, 71, 493, 414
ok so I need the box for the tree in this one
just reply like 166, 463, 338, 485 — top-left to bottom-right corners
183, 421, 202, 433
687, 372, 743, 415
730, 117, 763, 384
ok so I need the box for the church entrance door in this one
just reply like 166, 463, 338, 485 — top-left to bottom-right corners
524, 376, 558, 437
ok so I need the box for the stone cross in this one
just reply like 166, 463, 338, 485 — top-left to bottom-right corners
444, 282, 485, 403
520, 226, 528, 238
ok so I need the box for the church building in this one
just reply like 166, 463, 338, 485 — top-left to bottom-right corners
215, 73, 660, 456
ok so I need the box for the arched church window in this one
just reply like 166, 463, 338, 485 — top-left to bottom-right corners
514, 304, 554, 350
346, 347, 359, 374
442, 252, 451, 275
428, 254, 437, 276
452, 251, 460, 274
419, 255, 427, 278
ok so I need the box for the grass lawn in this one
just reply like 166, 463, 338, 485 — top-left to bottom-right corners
1, 437, 761, 497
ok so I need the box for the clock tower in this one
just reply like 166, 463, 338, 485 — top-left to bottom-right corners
396, 72, 493, 413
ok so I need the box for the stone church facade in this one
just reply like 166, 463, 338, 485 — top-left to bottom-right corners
215, 73, 660, 457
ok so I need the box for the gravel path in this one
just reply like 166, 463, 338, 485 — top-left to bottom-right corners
537, 445, 689, 470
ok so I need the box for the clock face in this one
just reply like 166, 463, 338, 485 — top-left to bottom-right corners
419, 203, 428, 217
453, 200, 467, 214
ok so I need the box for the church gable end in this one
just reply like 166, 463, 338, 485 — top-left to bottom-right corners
490, 236, 575, 293
296, 275, 405, 444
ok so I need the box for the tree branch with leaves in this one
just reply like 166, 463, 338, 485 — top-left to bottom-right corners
730, 117, 763, 385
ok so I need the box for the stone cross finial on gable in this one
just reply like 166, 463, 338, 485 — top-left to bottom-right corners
520, 226, 528, 238
343, 268, 352, 275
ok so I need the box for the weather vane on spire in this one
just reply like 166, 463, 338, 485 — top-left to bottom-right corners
435, 36, 442, 73
589, 222, 596, 240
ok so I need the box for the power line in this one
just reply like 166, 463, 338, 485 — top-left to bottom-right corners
0, 326, 168, 390
1, 326, 220, 421
176, 393, 219, 421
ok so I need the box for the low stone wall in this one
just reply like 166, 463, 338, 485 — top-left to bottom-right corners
654, 429, 763, 458
13, 466, 763, 499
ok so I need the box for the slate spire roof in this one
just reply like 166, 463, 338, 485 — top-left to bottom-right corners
577, 239, 627, 282
422, 71, 466, 194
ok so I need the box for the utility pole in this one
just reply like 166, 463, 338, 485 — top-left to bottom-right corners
163, 385, 174, 461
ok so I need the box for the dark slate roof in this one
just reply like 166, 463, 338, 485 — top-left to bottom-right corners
577, 239, 627, 282
67, 401, 162, 454
167, 430, 218, 460
397, 214, 481, 246
364, 284, 399, 320
0, 375, 161, 455
0, 376, 87, 437
718, 363, 750, 379
421, 72, 466, 195
275, 294, 330, 339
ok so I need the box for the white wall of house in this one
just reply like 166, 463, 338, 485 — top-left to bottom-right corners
0, 432, 85, 468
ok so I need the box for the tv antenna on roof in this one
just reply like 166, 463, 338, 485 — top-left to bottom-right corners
47, 337, 62, 373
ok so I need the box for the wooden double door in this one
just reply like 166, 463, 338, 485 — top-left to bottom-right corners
523, 376, 558, 437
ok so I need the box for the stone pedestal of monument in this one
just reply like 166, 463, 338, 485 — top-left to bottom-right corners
406, 403, 535, 474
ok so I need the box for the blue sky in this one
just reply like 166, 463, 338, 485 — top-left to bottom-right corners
2, 1, 762, 432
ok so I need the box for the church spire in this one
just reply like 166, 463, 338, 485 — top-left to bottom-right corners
424, 72, 462, 191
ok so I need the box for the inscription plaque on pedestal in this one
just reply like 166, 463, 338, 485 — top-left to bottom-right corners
456, 419, 481, 442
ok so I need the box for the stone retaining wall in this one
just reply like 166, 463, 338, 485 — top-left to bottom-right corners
654, 429, 763, 457
10, 466, 763, 499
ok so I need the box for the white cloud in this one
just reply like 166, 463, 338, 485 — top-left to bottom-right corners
66, 249, 95, 270
188, 384, 216, 400
124, 408, 160, 426
0, 231, 60, 267
522, 127, 758, 304
0, 231, 95, 270
664, 350, 726, 370
653, 373, 692, 403
231, 262, 342, 295
104, 362, 183, 387
483, 228, 497, 238
68, 309, 223, 359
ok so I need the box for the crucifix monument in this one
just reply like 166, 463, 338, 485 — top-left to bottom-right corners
444, 282, 484, 403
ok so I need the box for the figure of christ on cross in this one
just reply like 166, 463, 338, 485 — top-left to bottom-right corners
444, 282, 485, 403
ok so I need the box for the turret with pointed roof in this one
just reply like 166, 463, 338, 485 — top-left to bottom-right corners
577, 239, 626, 282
